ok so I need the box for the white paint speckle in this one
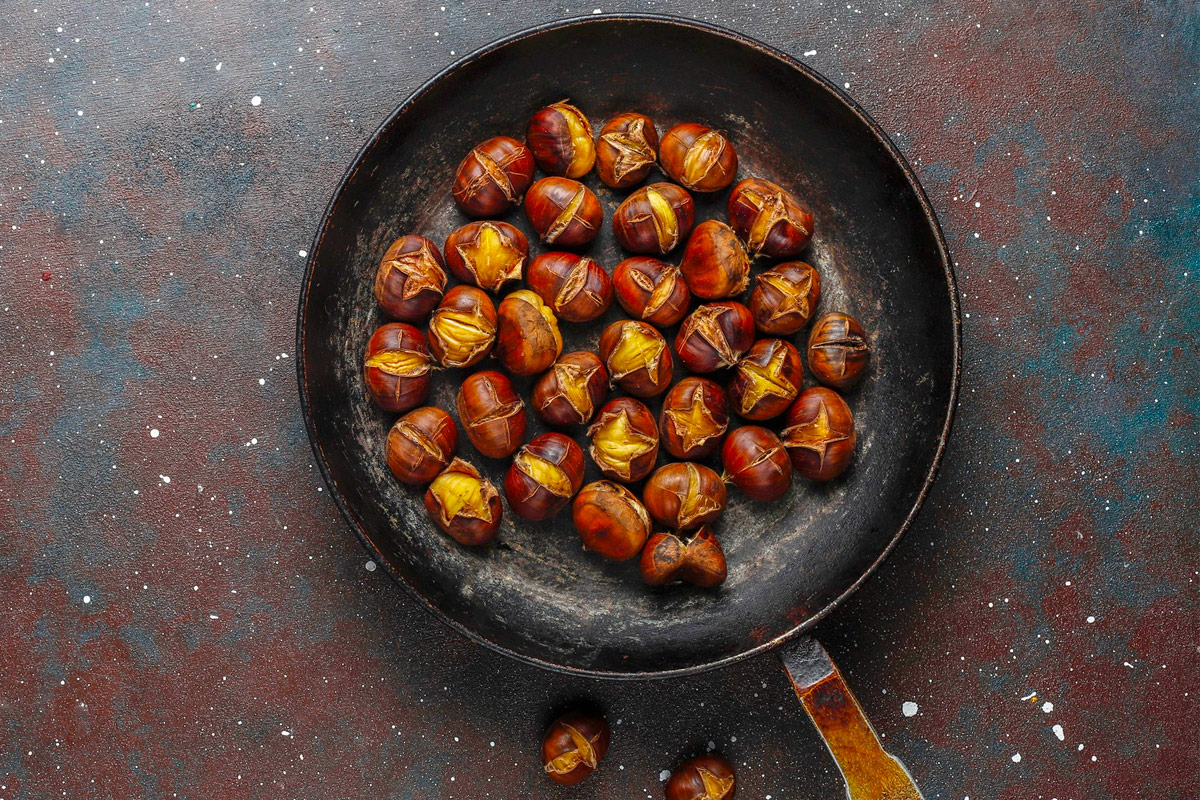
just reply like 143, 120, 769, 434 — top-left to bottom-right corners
251, 95, 262, 106
149, 428, 160, 438
82, 595, 91, 604
902, 701, 919, 717
659, 770, 671, 782
258, 378, 265, 386
298, 249, 308, 257
1011, 753, 1021, 763
1086, 615, 1095, 623
1052, 724, 1064, 741
159, 475, 171, 484
804, 49, 817, 56
215, 62, 222, 70
365, 560, 377, 572
1042, 702, 1053, 713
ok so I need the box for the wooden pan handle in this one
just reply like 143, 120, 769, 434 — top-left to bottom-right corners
780, 637, 924, 800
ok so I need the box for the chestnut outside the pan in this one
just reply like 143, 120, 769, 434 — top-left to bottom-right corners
298, 15, 959, 677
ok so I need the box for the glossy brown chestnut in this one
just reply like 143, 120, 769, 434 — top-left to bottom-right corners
362, 323, 433, 413
782, 386, 856, 482
423, 458, 502, 546
598, 319, 673, 397
721, 425, 791, 501
729, 338, 803, 421
674, 302, 756, 373
525, 252, 613, 323
427, 285, 497, 368
750, 261, 821, 335
541, 712, 611, 786
727, 176, 814, 258
385, 407, 458, 485
587, 397, 660, 483
679, 220, 751, 300
659, 377, 729, 460
665, 754, 737, 800
612, 257, 691, 328
495, 290, 563, 376
452, 136, 535, 218
596, 112, 659, 189
443, 220, 528, 293
640, 528, 727, 589
571, 481, 651, 561
658, 122, 738, 192
455, 370, 527, 459
532, 351, 609, 426
504, 433, 585, 521
643, 462, 727, 531
526, 102, 595, 179
612, 182, 695, 255
373, 234, 446, 322
807, 311, 871, 390
524, 177, 603, 248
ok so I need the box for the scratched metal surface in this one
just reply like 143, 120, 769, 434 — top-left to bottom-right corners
0, 2, 1196, 799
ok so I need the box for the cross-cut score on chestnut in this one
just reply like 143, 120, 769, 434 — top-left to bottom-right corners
362, 323, 433, 414
807, 311, 871, 390
385, 407, 458, 485
524, 177, 603, 247
443, 220, 528, 293
373, 234, 447, 323
659, 377, 729, 460
643, 462, 727, 531
541, 712, 611, 786
456, 370, 527, 459
452, 135, 535, 218
424, 458, 503, 546
525, 251, 613, 323
721, 425, 792, 502
587, 397, 660, 483
659, 122, 739, 192
675, 301, 756, 373
532, 350, 609, 427
596, 112, 658, 189
782, 386, 857, 482
750, 260, 821, 335
727, 176, 814, 258
729, 338, 803, 421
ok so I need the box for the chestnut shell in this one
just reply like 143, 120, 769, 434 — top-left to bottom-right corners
524, 177, 604, 248
612, 257, 691, 328
679, 219, 751, 301
572, 481, 652, 561
807, 311, 870, 390
674, 301, 756, 373
362, 323, 433, 413
782, 386, 856, 481
727, 176, 814, 257
451, 136, 535, 217
642, 462, 727, 531
525, 252, 613, 323
455, 370, 527, 459
612, 182, 695, 255
373, 234, 447, 322
532, 350, 609, 426
721, 425, 792, 501
640, 528, 728, 589
659, 376, 729, 460
658, 122, 739, 192
385, 406, 458, 485
504, 432, 585, 521
596, 112, 659, 189
750, 261, 822, 335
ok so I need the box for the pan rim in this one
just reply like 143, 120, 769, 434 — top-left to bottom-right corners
296, 12, 962, 680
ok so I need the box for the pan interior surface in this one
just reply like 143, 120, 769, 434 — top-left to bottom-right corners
299, 17, 957, 676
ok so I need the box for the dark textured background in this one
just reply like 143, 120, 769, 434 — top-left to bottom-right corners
1, 1, 1196, 798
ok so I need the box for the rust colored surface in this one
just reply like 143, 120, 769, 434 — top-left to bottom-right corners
0, 2, 1196, 798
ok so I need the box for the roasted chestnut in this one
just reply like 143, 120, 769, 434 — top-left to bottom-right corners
659, 377, 729, 460
525, 252, 613, 323
427, 285, 497, 368
596, 112, 658, 189
362, 323, 433, 413
782, 386, 856, 482
643, 462, 726, 530
571, 481, 652, 561
729, 338, 803, 421
456, 370, 527, 458
674, 302, 755, 373
452, 136, 535, 218
587, 397, 660, 483
443, 220, 528, 293
727, 176, 814, 258
750, 261, 821, 335
598, 319, 673, 397
385, 407, 458, 485
496, 289, 563, 376
721, 425, 791, 501
424, 458, 502, 546
373, 234, 446, 322
542, 712, 611, 786
612, 182, 695, 255
532, 351, 609, 426
658, 122, 738, 192
640, 528, 727, 589
504, 433, 585, 521
526, 102, 595, 179
679, 220, 751, 300
612, 257, 691, 328
664, 754, 737, 800
524, 177, 603, 248
807, 311, 870, 390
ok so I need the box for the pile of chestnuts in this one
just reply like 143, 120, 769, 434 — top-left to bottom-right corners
364, 98, 871, 591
